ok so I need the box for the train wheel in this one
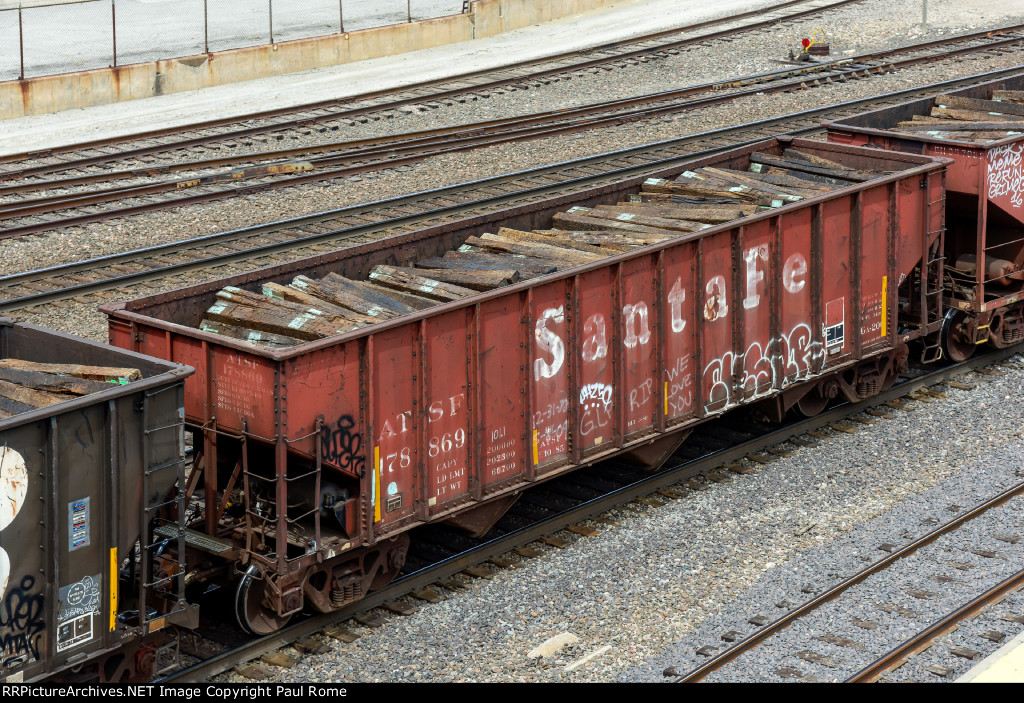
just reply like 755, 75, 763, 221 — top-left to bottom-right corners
235, 565, 292, 635
941, 309, 975, 362
795, 386, 828, 417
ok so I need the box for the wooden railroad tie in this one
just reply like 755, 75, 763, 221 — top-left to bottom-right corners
0, 359, 142, 418
322, 625, 361, 643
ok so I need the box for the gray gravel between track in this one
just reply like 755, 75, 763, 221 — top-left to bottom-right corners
625, 436, 1024, 683
210, 359, 1024, 683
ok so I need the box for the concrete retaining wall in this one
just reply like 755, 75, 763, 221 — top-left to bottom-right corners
0, 0, 621, 120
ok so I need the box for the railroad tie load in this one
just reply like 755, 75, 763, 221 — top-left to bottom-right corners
886, 92, 1024, 142
196, 149, 890, 348
0, 359, 141, 418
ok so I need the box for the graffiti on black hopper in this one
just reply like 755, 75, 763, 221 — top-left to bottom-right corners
321, 415, 365, 477
0, 575, 45, 666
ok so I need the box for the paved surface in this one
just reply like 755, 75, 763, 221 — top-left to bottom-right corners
0, 0, 463, 80
0, 0, 781, 154
960, 630, 1024, 683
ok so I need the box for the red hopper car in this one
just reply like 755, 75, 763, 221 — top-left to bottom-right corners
102, 136, 949, 633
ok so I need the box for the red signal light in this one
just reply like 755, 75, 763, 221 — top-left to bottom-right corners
801, 38, 810, 47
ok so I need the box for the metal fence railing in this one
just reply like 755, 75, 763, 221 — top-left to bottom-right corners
0, 0, 468, 81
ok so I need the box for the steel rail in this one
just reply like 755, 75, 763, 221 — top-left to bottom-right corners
675, 453, 1024, 682
846, 570, 1024, 682
5, 65, 1024, 314
3, 25, 1022, 223
0, 0, 865, 172
0, 58, 875, 199
4, 32, 1023, 238
1, 54, 873, 196
157, 345, 1024, 683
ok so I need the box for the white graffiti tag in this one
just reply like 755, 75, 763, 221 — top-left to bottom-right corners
579, 383, 613, 439
988, 142, 1024, 208
702, 323, 826, 412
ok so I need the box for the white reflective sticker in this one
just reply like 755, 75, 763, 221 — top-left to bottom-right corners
0, 548, 9, 601
0, 447, 28, 531
287, 314, 314, 330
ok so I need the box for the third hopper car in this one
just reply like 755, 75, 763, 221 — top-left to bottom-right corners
825, 74, 1024, 360
100, 136, 950, 634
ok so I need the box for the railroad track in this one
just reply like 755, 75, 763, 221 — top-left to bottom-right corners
671, 448, 1024, 683
157, 345, 1024, 683
3, 26, 1024, 238
5, 65, 1024, 318
847, 568, 1024, 682
0, 0, 863, 175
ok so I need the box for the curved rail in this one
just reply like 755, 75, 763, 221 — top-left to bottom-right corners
846, 570, 1024, 682
0, 0, 865, 171
674, 477, 1024, 682
2, 27, 1023, 237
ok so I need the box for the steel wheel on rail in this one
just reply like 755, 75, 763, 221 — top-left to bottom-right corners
795, 385, 829, 417
235, 565, 293, 635
940, 308, 976, 362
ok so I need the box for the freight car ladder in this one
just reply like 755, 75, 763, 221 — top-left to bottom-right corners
137, 385, 190, 638
919, 205, 947, 363
241, 429, 323, 577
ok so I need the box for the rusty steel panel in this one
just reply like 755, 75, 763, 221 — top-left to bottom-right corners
287, 345, 361, 475
661, 241, 697, 422
478, 295, 526, 491
371, 324, 418, 530
0, 319, 191, 682
894, 177, 926, 290
779, 207, 815, 384
738, 218, 773, 399
103, 137, 949, 559
620, 256, 657, 440
700, 230, 734, 413
530, 280, 570, 473
575, 266, 616, 458
422, 309, 472, 514
859, 185, 892, 350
